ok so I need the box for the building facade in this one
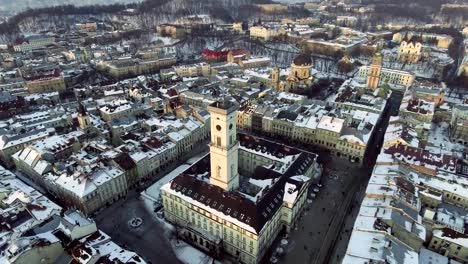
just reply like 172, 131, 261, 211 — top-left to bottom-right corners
161, 100, 318, 264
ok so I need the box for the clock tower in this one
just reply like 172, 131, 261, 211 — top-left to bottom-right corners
207, 100, 239, 191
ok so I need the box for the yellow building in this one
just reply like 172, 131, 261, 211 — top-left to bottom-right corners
237, 104, 255, 131
77, 22, 97, 33
24, 69, 66, 94
249, 25, 283, 41
77, 102, 91, 132
429, 228, 468, 263
161, 100, 317, 264
256, 4, 288, 13
315, 116, 344, 153
156, 24, 186, 38
393, 31, 453, 49
367, 53, 382, 90
336, 136, 366, 164
398, 36, 423, 63
174, 63, 211, 77
412, 84, 445, 106
233, 22, 243, 33
271, 54, 314, 92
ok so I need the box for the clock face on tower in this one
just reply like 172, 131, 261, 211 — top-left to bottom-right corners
216, 125, 222, 131
229, 124, 233, 130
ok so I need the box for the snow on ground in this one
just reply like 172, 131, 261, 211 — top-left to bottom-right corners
171, 239, 222, 264
426, 122, 465, 155
152, 35, 180, 46
141, 164, 190, 202
186, 151, 209, 165
139, 150, 221, 264
140, 150, 208, 208
141, 189, 221, 264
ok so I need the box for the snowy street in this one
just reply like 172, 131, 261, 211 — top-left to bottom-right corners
278, 157, 368, 264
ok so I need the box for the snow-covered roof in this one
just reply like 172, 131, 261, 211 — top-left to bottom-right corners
317, 116, 344, 133
343, 230, 419, 264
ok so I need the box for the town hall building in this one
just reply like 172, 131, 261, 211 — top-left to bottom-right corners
161, 100, 320, 264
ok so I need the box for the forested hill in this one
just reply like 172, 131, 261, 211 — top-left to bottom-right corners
0, 0, 141, 14
0, 0, 273, 37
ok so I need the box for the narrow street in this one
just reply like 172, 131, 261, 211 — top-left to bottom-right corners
276, 90, 403, 264
278, 158, 368, 264
325, 90, 404, 264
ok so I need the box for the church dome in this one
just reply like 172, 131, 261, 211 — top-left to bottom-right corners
293, 54, 312, 66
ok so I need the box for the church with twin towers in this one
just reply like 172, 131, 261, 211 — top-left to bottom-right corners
161, 99, 321, 264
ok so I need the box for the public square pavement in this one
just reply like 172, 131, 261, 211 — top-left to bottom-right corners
94, 191, 181, 264
93, 143, 209, 264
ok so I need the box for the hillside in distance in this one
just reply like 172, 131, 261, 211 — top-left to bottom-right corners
0, 0, 142, 13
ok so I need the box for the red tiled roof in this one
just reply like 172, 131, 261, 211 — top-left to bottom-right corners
201, 49, 229, 58
167, 88, 178, 97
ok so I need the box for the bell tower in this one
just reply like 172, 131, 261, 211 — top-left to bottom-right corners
77, 102, 91, 131
271, 67, 280, 89
367, 53, 382, 90
207, 100, 239, 191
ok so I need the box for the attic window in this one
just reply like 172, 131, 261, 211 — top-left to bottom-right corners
227, 208, 231, 214
262, 212, 267, 217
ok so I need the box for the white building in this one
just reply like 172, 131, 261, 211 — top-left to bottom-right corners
357, 66, 415, 89
13, 35, 56, 52
99, 99, 134, 122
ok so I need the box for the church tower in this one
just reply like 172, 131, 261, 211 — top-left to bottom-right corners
77, 102, 91, 131
207, 100, 239, 191
271, 67, 280, 89
367, 53, 382, 90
